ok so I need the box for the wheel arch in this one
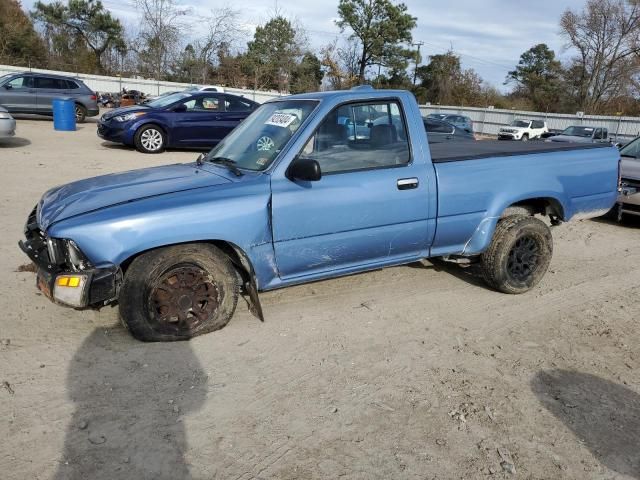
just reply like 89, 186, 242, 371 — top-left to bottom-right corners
461, 195, 566, 256
135, 121, 170, 145
119, 239, 264, 320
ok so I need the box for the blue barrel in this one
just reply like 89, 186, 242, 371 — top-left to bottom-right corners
52, 98, 76, 131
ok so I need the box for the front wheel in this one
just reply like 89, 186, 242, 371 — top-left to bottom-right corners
134, 124, 166, 153
118, 244, 239, 341
480, 215, 553, 294
521, 134, 529, 142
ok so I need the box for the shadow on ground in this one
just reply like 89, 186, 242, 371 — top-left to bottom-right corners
409, 258, 488, 289
532, 369, 640, 479
54, 327, 207, 480
0, 137, 31, 148
592, 214, 640, 229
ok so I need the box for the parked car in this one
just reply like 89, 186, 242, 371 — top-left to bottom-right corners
0, 72, 99, 122
185, 85, 226, 93
0, 106, 16, 138
20, 87, 620, 341
97, 91, 259, 153
611, 136, 640, 218
426, 113, 473, 132
498, 119, 548, 141
546, 126, 610, 144
423, 117, 475, 143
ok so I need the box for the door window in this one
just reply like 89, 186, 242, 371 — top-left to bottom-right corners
299, 100, 411, 174
6, 76, 33, 89
225, 96, 255, 112
35, 77, 68, 89
182, 96, 222, 112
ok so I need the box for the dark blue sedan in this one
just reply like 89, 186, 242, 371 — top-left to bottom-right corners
97, 92, 258, 153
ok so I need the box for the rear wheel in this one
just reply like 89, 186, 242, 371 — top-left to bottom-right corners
74, 104, 87, 123
119, 244, 239, 341
481, 215, 553, 294
134, 124, 166, 153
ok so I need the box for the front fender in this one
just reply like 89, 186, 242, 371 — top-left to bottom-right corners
46, 175, 280, 289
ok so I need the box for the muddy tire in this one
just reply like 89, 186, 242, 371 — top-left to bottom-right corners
75, 104, 87, 123
481, 215, 553, 294
118, 244, 239, 342
134, 124, 166, 154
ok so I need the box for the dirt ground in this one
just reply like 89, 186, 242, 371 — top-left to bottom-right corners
0, 115, 639, 480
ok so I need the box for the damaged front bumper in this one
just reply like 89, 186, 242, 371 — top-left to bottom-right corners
618, 182, 640, 217
18, 208, 121, 308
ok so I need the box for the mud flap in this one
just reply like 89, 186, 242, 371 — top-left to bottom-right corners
245, 277, 264, 322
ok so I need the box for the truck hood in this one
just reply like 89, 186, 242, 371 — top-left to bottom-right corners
38, 163, 230, 230
548, 135, 592, 143
621, 157, 640, 181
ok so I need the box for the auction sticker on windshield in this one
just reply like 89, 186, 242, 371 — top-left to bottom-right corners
266, 112, 297, 128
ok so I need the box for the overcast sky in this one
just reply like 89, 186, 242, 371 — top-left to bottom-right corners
22, 0, 588, 89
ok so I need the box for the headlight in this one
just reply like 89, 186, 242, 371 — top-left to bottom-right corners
0, 112, 12, 119
46, 238, 91, 270
113, 112, 146, 122
47, 238, 65, 265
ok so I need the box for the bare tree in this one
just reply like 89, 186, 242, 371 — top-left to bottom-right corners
560, 0, 640, 113
320, 38, 359, 90
133, 0, 188, 80
191, 7, 243, 84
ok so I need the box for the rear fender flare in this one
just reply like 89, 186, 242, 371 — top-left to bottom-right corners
461, 195, 567, 255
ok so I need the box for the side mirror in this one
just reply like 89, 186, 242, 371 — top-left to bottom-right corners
288, 158, 321, 182
4, 84, 12, 90
173, 104, 187, 113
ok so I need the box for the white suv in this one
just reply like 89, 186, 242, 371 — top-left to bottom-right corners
499, 119, 548, 141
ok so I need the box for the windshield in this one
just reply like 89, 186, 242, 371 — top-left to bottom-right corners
620, 137, 640, 159
562, 126, 594, 137
145, 92, 191, 108
205, 100, 319, 171
511, 120, 530, 128
427, 113, 446, 119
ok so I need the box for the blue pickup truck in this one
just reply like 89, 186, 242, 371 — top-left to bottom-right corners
19, 87, 620, 341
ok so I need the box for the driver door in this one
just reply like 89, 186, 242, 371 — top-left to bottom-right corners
270, 100, 433, 279
171, 95, 226, 147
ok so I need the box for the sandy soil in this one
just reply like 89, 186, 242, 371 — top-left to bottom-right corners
0, 116, 639, 480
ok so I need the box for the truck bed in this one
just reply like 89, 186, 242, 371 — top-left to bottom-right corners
429, 140, 611, 163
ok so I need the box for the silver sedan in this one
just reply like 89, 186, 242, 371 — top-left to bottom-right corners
0, 106, 16, 138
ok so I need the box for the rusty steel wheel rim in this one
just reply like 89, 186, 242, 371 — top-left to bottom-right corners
148, 265, 221, 333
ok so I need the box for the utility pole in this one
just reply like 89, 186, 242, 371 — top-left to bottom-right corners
411, 41, 423, 86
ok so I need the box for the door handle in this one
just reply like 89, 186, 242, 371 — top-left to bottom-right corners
397, 178, 419, 190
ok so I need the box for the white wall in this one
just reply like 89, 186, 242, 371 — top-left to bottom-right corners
0, 64, 282, 104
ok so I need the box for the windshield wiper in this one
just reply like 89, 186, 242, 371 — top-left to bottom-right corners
207, 156, 244, 176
